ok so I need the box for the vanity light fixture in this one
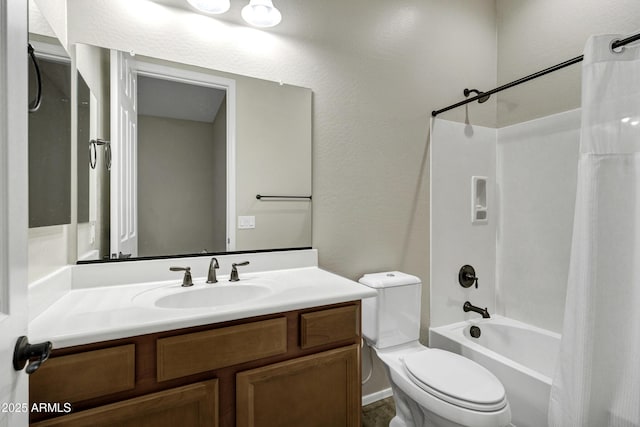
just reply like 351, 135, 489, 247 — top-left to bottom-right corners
241, 0, 282, 28
187, 0, 230, 15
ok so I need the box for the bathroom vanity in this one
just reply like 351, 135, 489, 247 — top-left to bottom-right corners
27, 251, 375, 427
30, 302, 360, 427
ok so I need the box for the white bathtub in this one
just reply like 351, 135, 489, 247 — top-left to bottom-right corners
429, 316, 560, 427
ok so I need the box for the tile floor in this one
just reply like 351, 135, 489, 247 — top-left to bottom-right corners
362, 397, 395, 427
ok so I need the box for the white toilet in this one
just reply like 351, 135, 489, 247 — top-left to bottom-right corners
359, 272, 511, 427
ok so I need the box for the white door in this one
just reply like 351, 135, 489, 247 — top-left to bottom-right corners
110, 50, 138, 258
0, 1, 30, 426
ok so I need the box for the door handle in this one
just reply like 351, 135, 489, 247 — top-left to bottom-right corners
13, 336, 52, 374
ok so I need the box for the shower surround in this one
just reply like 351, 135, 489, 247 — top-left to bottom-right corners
430, 109, 581, 424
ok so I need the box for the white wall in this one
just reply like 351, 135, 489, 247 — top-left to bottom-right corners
494, 0, 640, 331
496, 109, 580, 333
28, 226, 69, 283
496, 0, 640, 127
431, 111, 580, 336
430, 119, 496, 328
28, 0, 56, 38
32, 0, 67, 46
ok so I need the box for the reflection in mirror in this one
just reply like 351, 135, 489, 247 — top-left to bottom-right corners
74, 51, 312, 263
77, 74, 90, 226
107, 55, 237, 259
76, 73, 103, 261
29, 1, 313, 269
28, 39, 71, 228
75, 44, 111, 261
137, 75, 227, 257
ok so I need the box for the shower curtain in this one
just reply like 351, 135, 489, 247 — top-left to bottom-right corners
549, 35, 640, 427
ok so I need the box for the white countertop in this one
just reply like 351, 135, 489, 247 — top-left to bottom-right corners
29, 267, 377, 349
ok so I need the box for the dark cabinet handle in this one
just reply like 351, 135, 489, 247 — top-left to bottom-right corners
13, 336, 52, 375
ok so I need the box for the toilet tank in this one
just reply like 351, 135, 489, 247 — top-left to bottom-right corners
359, 272, 422, 349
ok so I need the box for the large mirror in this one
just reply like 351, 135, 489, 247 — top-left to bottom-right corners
28, 36, 71, 229
28, 1, 313, 264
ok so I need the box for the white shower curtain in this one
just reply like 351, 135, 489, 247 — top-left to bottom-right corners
549, 35, 640, 427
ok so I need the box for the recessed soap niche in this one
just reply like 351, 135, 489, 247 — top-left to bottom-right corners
471, 176, 488, 224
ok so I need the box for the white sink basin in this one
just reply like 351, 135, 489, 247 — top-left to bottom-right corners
155, 284, 271, 309
133, 280, 275, 309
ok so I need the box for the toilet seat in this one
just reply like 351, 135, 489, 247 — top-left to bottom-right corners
402, 349, 507, 412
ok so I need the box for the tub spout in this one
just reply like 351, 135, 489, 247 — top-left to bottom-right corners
463, 301, 490, 318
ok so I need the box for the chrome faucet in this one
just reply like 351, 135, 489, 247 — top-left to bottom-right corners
170, 266, 193, 287
229, 261, 250, 282
206, 257, 219, 284
463, 301, 490, 318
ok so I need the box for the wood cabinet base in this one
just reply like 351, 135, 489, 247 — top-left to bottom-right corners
236, 345, 360, 427
30, 301, 361, 427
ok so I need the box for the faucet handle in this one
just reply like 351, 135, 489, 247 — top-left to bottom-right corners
230, 261, 250, 282
207, 258, 220, 284
458, 265, 478, 289
170, 266, 193, 287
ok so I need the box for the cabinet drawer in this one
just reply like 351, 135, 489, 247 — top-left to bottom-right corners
157, 317, 287, 381
300, 305, 359, 349
30, 344, 135, 404
31, 379, 218, 427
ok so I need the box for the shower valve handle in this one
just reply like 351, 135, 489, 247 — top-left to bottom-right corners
464, 273, 478, 288
459, 265, 478, 289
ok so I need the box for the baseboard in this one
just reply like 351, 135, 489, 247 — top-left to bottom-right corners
362, 387, 393, 406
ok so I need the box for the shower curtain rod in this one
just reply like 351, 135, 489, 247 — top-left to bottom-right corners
431, 31, 640, 117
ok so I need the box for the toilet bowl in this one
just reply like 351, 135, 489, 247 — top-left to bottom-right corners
359, 272, 511, 427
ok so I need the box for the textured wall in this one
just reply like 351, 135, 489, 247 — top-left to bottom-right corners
496, 0, 640, 127
63, 0, 497, 286
28, 0, 640, 400
35, 0, 498, 397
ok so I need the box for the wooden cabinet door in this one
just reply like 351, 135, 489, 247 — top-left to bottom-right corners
236, 345, 360, 427
32, 380, 218, 427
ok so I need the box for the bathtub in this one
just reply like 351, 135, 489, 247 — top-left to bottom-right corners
429, 316, 561, 427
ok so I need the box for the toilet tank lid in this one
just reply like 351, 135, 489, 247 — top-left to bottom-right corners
358, 271, 421, 288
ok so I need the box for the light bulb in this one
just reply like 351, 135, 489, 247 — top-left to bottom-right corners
241, 0, 282, 28
187, 0, 230, 15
